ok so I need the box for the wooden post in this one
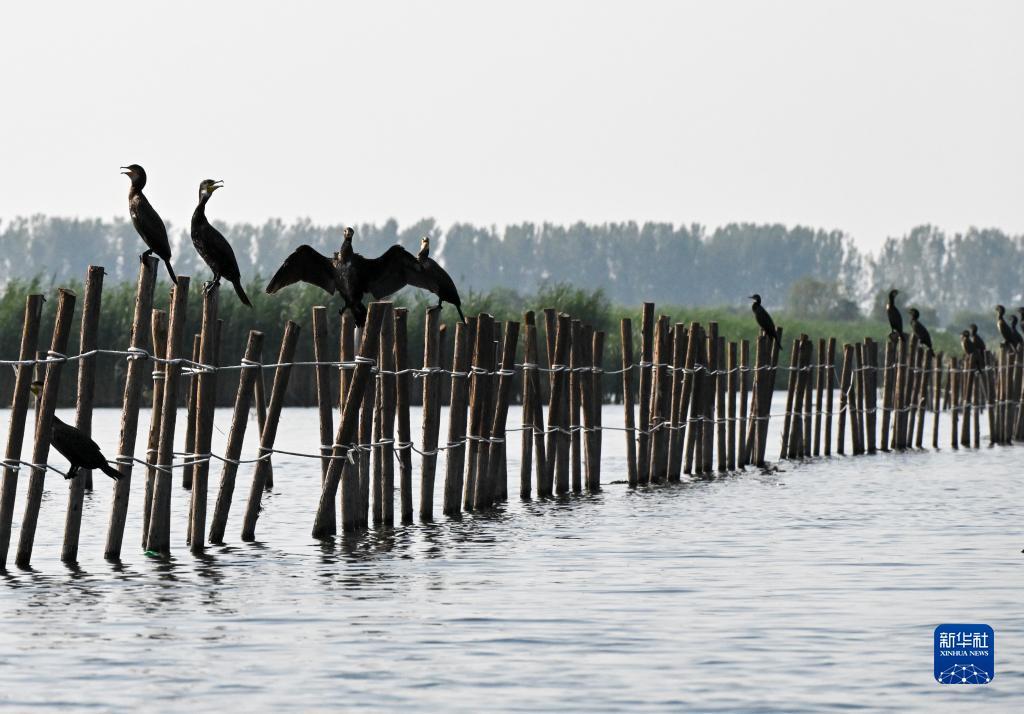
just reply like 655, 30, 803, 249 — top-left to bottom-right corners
241, 320, 301, 541
338, 311, 356, 524
813, 338, 825, 456
465, 314, 494, 509
637, 303, 655, 483
852, 342, 865, 456
932, 351, 943, 448
786, 336, 808, 458
666, 323, 689, 480
864, 338, 878, 454
716, 335, 727, 472
254, 359, 273, 490
208, 331, 264, 544
443, 322, 471, 515
524, 316, 547, 498
549, 313, 572, 495
756, 327, 784, 467
702, 323, 718, 474
485, 321, 520, 503
377, 312, 397, 526
104, 259, 158, 559
521, 311, 537, 498
915, 349, 931, 448
684, 324, 705, 475
186, 286, 219, 552
311, 306, 336, 533
357, 338, 375, 528
314, 303, 386, 537
738, 339, 750, 467
620, 319, 638, 487
823, 337, 836, 457
591, 329, 605, 490
144, 277, 190, 555
569, 320, 583, 492
906, 344, 920, 446
60, 267, 104, 563
181, 333, 201, 491
727, 341, 737, 470
879, 339, 894, 451
960, 353, 972, 448
0, 294, 45, 569
742, 334, 763, 467
419, 306, 442, 520
891, 338, 907, 450
836, 344, 854, 456
141, 309, 167, 545
950, 357, 960, 449
577, 324, 596, 490
15, 289, 77, 568
648, 316, 671, 483
394, 308, 413, 524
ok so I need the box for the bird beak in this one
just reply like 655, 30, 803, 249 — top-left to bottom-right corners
120, 166, 132, 175
211, 180, 224, 191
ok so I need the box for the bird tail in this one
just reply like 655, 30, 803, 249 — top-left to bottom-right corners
774, 333, 783, 352
233, 280, 253, 308
99, 462, 123, 481
455, 303, 466, 324
163, 258, 178, 284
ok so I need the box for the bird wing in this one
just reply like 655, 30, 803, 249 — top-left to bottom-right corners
266, 244, 339, 295
413, 255, 462, 305
131, 194, 172, 258
361, 245, 421, 299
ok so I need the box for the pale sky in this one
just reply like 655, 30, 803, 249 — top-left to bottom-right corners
1, 0, 1021, 251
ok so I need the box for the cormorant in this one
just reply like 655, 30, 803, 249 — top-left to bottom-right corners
267, 228, 466, 325
30, 382, 121, 481
995, 305, 1016, 348
907, 308, 933, 354
405, 236, 465, 323
1011, 314, 1024, 349
969, 323, 987, 373
190, 180, 252, 307
748, 294, 782, 351
121, 164, 177, 282
885, 289, 903, 340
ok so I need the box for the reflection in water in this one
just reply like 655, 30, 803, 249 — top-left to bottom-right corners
0, 404, 1019, 711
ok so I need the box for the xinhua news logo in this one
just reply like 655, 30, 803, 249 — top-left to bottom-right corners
934, 624, 994, 684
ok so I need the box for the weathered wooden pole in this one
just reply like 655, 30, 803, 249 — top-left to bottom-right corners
208, 331, 264, 544
61, 267, 104, 563
950, 357, 960, 449
376, 312, 397, 526
465, 314, 494, 509
636, 303, 655, 483
569, 320, 583, 492
484, 321, 520, 504
960, 354, 973, 448
141, 309, 168, 545
836, 344, 854, 456
394, 308, 413, 524
187, 286, 219, 552
802, 338, 814, 458
891, 338, 907, 450
726, 341, 737, 469
181, 333, 201, 491
254, 361, 273, 490
145, 277, 190, 555
648, 316, 671, 483
521, 312, 537, 497
314, 303, 387, 538
932, 351, 943, 449
755, 328, 784, 467
852, 341, 865, 456
0, 294, 45, 569
620, 319, 638, 487
525, 315, 547, 498
442, 322, 471, 516
813, 338, 825, 456
241, 320, 301, 541
787, 336, 809, 458
716, 335, 727, 472
738, 339, 750, 467
357, 336, 375, 528
701, 323, 718, 474
823, 337, 836, 457
879, 339, 895, 451
104, 258, 158, 559
577, 324, 596, 490
779, 338, 801, 460
591, 329, 605, 490
419, 306, 443, 520
742, 334, 763, 467
864, 338, 878, 454
312, 306, 335, 484
15, 289, 77, 568
915, 349, 931, 448
666, 323, 689, 480
550, 313, 572, 494
684, 324, 705, 475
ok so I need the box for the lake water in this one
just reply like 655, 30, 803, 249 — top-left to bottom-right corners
0, 400, 1020, 711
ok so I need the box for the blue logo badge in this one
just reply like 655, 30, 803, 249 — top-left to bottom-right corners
934, 624, 994, 684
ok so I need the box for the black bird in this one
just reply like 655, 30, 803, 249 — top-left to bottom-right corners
1011, 314, 1024, 349
405, 236, 465, 323
267, 229, 465, 326
121, 164, 177, 282
885, 289, 903, 340
907, 308, 933, 353
995, 305, 1016, 348
961, 329, 976, 366
30, 382, 121, 481
968, 323, 987, 373
748, 294, 782, 351
191, 180, 252, 307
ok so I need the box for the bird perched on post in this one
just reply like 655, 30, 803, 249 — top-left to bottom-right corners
190, 179, 252, 307
995, 305, 1017, 348
267, 228, 466, 326
961, 329, 978, 371
121, 164, 177, 282
885, 289, 903, 341
405, 236, 465, 323
968, 323, 987, 374
30, 382, 121, 481
1010, 314, 1024, 349
748, 294, 782, 351
908, 308, 933, 354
